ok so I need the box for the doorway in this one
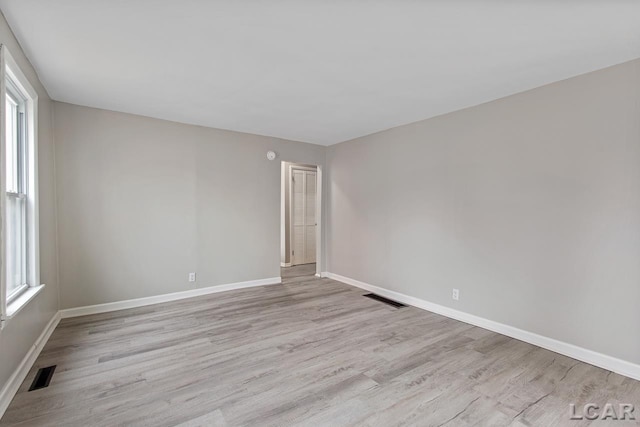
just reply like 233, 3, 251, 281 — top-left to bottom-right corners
291, 167, 316, 266
280, 162, 321, 279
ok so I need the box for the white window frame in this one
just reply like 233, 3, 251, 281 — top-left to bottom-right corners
0, 45, 42, 328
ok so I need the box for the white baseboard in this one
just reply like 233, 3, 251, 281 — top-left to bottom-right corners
325, 272, 640, 382
280, 262, 292, 268
60, 277, 282, 319
0, 312, 60, 418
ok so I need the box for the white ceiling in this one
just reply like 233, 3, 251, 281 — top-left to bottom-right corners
1, 1, 639, 145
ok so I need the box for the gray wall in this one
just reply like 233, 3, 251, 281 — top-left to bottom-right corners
54, 103, 326, 309
326, 59, 640, 364
0, 14, 59, 392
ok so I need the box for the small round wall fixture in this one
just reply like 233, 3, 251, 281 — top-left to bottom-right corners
267, 150, 277, 161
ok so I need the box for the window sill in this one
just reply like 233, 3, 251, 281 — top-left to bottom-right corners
5, 284, 45, 319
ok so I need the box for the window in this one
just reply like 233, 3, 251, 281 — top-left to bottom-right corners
1, 46, 40, 324
5, 79, 28, 303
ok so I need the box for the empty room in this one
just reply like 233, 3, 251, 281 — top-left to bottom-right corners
0, 1, 639, 426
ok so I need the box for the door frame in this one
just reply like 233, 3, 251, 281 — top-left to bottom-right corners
281, 162, 322, 276
289, 165, 317, 266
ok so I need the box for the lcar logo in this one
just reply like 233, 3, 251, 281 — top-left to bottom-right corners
569, 403, 635, 421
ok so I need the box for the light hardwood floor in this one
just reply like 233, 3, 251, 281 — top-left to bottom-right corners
1, 265, 639, 426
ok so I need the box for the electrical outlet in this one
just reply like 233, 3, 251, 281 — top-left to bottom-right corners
452, 288, 459, 301
188, 272, 196, 282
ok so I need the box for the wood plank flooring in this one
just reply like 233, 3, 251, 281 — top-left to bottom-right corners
2, 265, 639, 426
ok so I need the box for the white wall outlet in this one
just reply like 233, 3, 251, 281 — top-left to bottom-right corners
188, 272, 196, 282
452, 288, 459, 301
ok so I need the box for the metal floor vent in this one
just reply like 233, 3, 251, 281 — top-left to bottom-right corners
29, 365, 56, 391
363, 293, 406, 308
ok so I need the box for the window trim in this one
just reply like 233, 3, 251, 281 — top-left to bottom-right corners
5, 79, 28, 302
0, 45, 41, 327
